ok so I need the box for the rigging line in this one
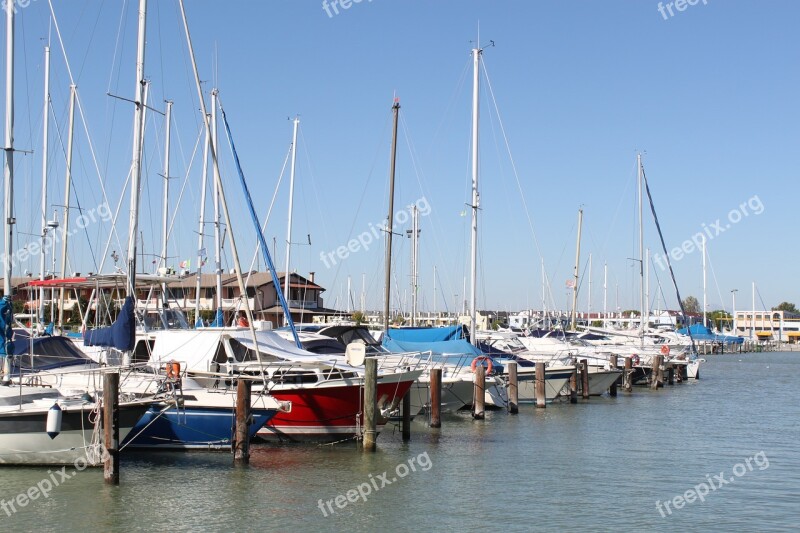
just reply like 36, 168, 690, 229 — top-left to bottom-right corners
299, 125, 330, 247
243, 140, 292, 285
705, 247, 726, 314
399, 115, 455, 303
166, 122, 204, 245
105, 0, 128, 94
73, 2, 105, 84
640, 164, 698, 355
47, 1, 126, 268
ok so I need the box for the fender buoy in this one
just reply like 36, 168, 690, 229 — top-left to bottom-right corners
632, 354, 640, 366
660, 344, 670, 356
165, 361, 181, 380
470, 355, 494, 375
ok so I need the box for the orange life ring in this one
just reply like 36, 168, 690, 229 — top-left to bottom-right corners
470, 356, 493, 374
660, 344, 670, 356
165, 361, 181, 380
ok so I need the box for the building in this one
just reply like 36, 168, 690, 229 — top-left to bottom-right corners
734, 310, 800, 343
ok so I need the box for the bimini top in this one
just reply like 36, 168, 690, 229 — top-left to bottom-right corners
10, 333, 96, 375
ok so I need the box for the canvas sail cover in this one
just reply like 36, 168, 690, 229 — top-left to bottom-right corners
83, 296, 136, 351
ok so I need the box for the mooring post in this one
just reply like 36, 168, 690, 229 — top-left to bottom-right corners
569, 358, 578, 404
364, 357, 378, 451
667, 365, 675, 385
103, 371, 120, 485
609, 354, 618, 397
507, 361, 519, 414
430, 367, 442, 428
473, 364, 485, 420
234, 378, 252, 464
624, 356, 633, 393
650, 355, 661, 390
580, 359, 590, 399
535, 362, 546, 408
402, 390, 411, 441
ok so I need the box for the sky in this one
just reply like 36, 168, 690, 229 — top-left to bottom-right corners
1, 0, 798, 316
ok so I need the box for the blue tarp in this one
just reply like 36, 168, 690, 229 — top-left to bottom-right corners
678, 323, 744, 344
208, 308, 224, 328
383, 336, 483, 356
0, 295, 13, 357
10, 334, 95, 374
385, 325, 465, 343
83, 296, 136, 351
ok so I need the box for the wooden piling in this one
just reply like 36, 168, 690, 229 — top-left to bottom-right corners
103, 371, 120, 485
402, 391, 411, 441
623, 356, 632, 393
535, 362, 546, 408
580, 359, 590, 399
473, 365, 485, 419
650, 355, 662, 390
430, 368, 442, 428
569, 360, 578, 404
609, 355, 618, 397
363, 358, 378, 451
233, 378, 252, 464
507, 361, 519, 414
667, 366, 674, 386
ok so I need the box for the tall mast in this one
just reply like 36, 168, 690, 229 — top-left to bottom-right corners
751, 281, 755, 339
39, 45, 50, 325
160, 100, 173, 305
283, 116, 299, 324
603, 262, 608, 319
570, 208, 582, 331
126, 0, 148, 299
211, 89, 223, 322
432, 265, 437, 317
645, 247, 650, 330
541, 257, 546, 320
193, 111, 210, 326
2, 0, 13, 301
637, 153, 645, 342
57, 85, 76, 329
587, 252, 592, 316
382, 99, 400, 332
702, 234, 707, 328
469, 46, 481, 345
409, 205, 419, 326
360, 272, 365, 314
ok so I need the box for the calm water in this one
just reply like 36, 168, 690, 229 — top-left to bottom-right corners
2, 352, 799, 532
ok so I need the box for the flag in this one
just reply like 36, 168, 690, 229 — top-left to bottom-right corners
180, 259, 191, 269
198, 248, 208, 267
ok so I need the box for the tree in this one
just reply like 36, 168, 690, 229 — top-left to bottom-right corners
682, 296, 700, 314
352, 311, 365, 325
772, 302, 798, 314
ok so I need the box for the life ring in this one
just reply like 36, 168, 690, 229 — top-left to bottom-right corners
470, 356, 493, 375
631, 354, 640, 366
165, 361, 181, 380
660, 344, 670, 356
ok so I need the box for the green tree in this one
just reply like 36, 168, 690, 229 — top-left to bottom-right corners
772, 302, 798, 314
682, 296, 700, 314
352, 311, 366, 325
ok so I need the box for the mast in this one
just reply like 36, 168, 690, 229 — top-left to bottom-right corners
57, 85, 76, 329
193, 111, 210, 326
587, 252, 592, 316
432, 265, 436, 317
346, 275, 351, 314
160, 100, 173, 306
702, 234, 707, 328
2, 0, 13, 302
126, 0, 148, 300
39, 45, 50, 325
211, 89, 223, 323
570, 208, 582, 331
603, 261, 607, 319
360, 272, 365, 314
645, 247, 650, 330
382, 100, 400, 332
637, 153, 645, 342
469, 45, 481, 345
751, 281, 755, 339
409, 205, 419, 326
283, 116, 299, 324
541, 257, 546, 322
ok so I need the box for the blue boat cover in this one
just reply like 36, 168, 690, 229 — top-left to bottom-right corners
382, 337, 483, 357
0, 295, 13, 357
677, 323, 743, 344
10, 334, 95, 374
385, 325, 464, 342
208, 308, 225, 328
83, 296, 136, 351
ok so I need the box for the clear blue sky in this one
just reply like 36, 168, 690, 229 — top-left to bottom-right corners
4, 0, 799, 315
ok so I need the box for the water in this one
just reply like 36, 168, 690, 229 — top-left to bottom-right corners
2, 353, 799, 532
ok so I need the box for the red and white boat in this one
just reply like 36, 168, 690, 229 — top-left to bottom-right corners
145, 327, 422, 443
